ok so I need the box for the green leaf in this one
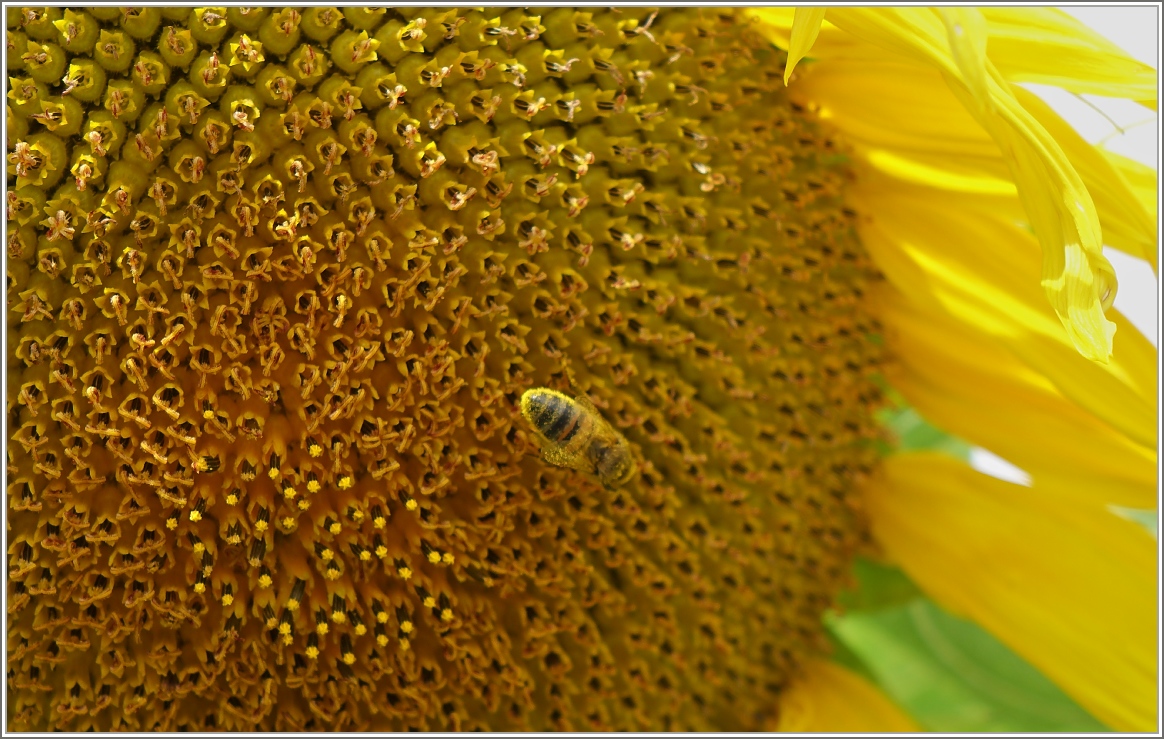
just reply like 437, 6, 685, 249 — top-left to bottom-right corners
823, 625, 879, 685
877, 404, 972, 460
836, 556, 924, 612
869, 379, 972, 460
827, 599, 1110, 732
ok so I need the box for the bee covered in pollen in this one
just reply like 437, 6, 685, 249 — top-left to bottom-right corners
519, 387, 636, 489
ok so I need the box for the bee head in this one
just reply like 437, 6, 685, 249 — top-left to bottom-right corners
593, 434, 636, 488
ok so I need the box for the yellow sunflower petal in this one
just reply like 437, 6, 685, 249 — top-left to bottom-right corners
785, 7, 827, 85
805, 57, 1003, 159
1013, 85, 1159, 273
1099, 148, 1160, 273
799, 57, 1019, 213
769, 26, 1155, 282
880, 287, 1156, 508
753, 7, 1156, 109
857, 174, 1157, 450
862, 147, 1015, 199
750, 8, 877, 65
980, 7, 1158, 110
939, 8, 990, 101
868, 453, 1158, 732
1102, 149, 1161, 224
775, 659, 919, 732
836, 8, 1116, 361
757, 8, 1119, 361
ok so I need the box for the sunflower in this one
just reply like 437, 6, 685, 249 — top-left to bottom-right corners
4, 6, 1156, 733
753, 7, 1158, 732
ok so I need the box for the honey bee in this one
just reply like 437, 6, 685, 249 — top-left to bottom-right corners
520, 387, 636, 489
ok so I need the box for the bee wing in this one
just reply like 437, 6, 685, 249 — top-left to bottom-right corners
572, 391, 600, 415
574, 391, 623, 444
564, 373, 602, 409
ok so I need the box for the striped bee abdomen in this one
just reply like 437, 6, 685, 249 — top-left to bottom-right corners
521, 389, 581, 442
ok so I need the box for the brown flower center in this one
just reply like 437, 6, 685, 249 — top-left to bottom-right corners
7, 7, 883, 731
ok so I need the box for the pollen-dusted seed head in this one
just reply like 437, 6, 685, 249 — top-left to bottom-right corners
6, 7, 884, 732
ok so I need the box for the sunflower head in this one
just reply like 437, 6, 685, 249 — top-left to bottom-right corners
6, 6, 888, 731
